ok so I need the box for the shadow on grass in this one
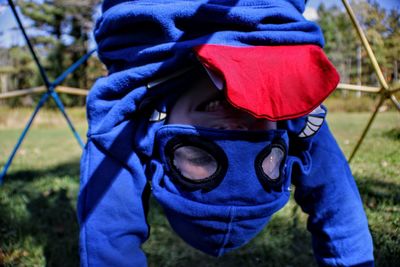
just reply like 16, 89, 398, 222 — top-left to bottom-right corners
4, 159, 80, 182
355, 175, 400, 267
1, 160, 79, 267
27, 188, 79, 267
356, 176, 400, 206
382, 127, 400, 141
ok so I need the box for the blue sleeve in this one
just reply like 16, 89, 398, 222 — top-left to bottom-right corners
292, 123, 374, 267
77, 138, 149, 267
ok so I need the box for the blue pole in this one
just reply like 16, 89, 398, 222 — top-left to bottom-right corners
1, 1, 92, 185
52, 49, 96, 87
7, 0, 51, 89
0, 93, 50, 184
50, 91, 85, 148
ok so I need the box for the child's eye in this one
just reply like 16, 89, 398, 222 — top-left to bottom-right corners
187, 155, 215, 166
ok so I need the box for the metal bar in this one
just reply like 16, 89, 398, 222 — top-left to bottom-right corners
348, 95, 386, 163
336, 83, 381, 93
52, 49, 96, 87
341, 0, 389, 90
7, 0, 51, 89
390, 84, 400, 93
389, 94, 400, 111
0, 86, 46, 99
50, 91, 85, 148
0, 92, 50, 184
55, 86, 89, 96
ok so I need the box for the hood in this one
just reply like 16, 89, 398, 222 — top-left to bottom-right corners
88, 0, 339, 140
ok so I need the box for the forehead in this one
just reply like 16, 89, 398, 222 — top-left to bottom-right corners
175, 72, 219, 103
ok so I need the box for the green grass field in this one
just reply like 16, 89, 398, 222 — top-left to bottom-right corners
0, 107, 399, 267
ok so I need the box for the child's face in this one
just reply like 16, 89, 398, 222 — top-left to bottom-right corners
154, 73, 288, 254
168, 73, 276, 130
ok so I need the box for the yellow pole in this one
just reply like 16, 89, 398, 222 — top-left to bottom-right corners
337, 83, 380, 93
389, 94, 400, 111
0, 86, 46, 99
348, 95, 385, 163
55, 86, 89, 96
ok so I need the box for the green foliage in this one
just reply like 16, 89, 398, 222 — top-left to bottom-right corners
385, 8, 400, 82
0, 108, 399, 266
1, 0, 105, 107
27, 0, 102, 89
8, 47, 38, 90
317, 0, 400, 86
1, 47, 40, 107
318, 3, 359, 84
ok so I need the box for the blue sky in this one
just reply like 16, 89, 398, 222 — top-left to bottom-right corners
0, 0, 399, 48
0, 1, 28, 47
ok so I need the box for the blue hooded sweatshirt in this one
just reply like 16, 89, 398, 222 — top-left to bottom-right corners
77, 1, 374, 266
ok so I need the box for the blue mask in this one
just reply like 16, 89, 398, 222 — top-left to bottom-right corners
150, 125, 292, 256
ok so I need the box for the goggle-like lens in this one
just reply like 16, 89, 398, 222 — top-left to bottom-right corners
165, 135, 287, 191
173, 146, 218, 181
255, 142, 287, 190
260, 146, 285, 180
165, 136, 228, 190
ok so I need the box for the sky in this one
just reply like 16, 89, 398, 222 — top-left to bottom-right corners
0, 0, 28, 47
0, 0, 399, 48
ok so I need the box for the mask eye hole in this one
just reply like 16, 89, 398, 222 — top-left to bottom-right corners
173, 146, 218, 181
255, 142, 287, 190
261, 147, 285, 180
165, 135, 228, 191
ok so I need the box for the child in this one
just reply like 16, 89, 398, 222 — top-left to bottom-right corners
78, 1, 374, 266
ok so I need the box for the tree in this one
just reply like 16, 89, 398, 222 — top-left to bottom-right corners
317, 0, 399, 89
352, 0, 387, 86
385, 9, 400, 82
317, 3, 359, 87
16, 0, 103, 106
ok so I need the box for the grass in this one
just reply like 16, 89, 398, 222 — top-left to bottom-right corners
0, 106, 399, 267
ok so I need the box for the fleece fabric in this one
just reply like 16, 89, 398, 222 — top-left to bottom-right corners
78, 0, 374, 266
93, 0, 339, 120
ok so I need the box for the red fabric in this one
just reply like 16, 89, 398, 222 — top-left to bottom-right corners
194, 44, 340, 121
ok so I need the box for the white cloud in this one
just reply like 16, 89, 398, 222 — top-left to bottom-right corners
303, 7, 319, 21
